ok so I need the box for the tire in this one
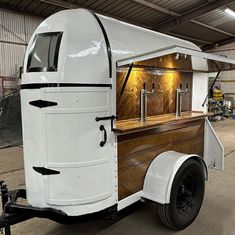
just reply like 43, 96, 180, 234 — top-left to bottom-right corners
158, 158, 205, 230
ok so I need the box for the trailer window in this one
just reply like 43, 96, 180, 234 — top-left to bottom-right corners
27, 32, 63, 72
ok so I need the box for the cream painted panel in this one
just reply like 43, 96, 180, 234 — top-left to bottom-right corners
43, 88, 109, 110
20, 89, 47, 207
47, 162, 113, 205
44, 111, 110, 163
191, 56, 208, 112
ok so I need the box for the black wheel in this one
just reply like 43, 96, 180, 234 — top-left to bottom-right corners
158, 159, 205, 230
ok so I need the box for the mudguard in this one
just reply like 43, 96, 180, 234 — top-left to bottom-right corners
142, 151, 208, 204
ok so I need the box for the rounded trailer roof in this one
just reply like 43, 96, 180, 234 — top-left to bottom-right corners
22, 9, 200, 85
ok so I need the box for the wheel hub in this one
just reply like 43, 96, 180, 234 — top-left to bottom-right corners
176, 175, 195, 214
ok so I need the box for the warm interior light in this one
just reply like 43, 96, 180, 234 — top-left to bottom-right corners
225, 8, 235, 17
165, 72, 175, 91
175, 53, 180, 60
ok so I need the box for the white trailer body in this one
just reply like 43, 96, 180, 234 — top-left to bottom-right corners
21, 8, 208, 215
1, 8, 235, 234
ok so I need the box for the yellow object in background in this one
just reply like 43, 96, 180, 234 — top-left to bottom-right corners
212, 88, 223, 101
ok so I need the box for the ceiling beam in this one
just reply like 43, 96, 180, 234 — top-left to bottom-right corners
202, 37, 235, 51
47, 0, 235, 40
40, 0, 235, 52
218, 37, 235, 46
131, 0, 235, 38
154, 0, 235, 32
0, 5, 44, 18
40, 0, 79, 8
190, 19, 235, 37
168, 32, 213, 45
39, 0, 152, 29
131, 0, 179, 17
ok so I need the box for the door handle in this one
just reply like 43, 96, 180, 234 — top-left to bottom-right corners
99, 125, 107, 147
95, 115, 117, 131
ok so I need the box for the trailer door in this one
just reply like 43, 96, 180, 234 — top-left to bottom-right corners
40, 86, 116, 206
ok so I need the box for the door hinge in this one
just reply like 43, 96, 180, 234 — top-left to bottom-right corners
33, 167, 60, 175
29, 100, 57, 108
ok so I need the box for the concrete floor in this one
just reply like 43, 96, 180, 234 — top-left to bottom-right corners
1, 119, 235, 235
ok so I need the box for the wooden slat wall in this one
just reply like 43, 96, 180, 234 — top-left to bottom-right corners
117, 119, 204, 200
117, 54, 193, 120
134, 53, 192, 70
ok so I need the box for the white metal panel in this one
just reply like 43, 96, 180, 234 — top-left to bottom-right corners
22, 8, 201, 85
99, 13, 199, 58
142, 151, 208, 204
47, 161, 113, 205
191, 56, 209, 112
204, 118, 224, 170
20, 8, 209, 215
116, 45, 235, 67
191, 72, 208, 112
42, 87, 116, 211
42, 88, 109, 112
22, 9, 111, 85
118, 191, 142, 211
21, 86, 117, 215
20, 89, 47, 208
191, 55, 208, 71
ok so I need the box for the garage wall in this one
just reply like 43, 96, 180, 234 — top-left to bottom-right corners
209, 42, 235, 104
0, 9, 43, 96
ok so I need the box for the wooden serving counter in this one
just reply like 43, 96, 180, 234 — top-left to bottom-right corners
114, 111, 212, 134
116, 111, 211, 200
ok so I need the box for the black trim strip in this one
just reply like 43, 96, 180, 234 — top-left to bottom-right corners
92, 13, 112, 78
29, 100, 58, 108
118, 63, 133, 105
33, 167, 60, 175
21, 83, 112, 89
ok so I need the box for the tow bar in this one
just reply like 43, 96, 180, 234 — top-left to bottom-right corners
0, 181, 69, 235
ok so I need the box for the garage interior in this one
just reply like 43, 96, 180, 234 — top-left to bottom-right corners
0, 0, 235, 234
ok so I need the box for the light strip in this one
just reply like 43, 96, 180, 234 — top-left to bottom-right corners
225, 8, 235, 18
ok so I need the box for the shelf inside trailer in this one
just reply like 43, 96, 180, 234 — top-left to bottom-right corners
114, 111, 213, 134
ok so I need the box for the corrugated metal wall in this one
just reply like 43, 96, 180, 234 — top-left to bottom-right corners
0, 9, 43, 77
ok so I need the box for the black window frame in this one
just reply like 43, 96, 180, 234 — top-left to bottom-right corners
26, 32, 63, 73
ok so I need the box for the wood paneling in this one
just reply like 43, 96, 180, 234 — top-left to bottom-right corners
135, 53, 192, 71
118, 119, 205, 200
117, 54, 193, 120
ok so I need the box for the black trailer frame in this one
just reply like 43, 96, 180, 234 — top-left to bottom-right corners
0, 181, 120, 235
0, 181, 70, 235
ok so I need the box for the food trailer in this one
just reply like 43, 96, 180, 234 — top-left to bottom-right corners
1, 8, 235, 234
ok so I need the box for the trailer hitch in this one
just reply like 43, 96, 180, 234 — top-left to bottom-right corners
0, 181, 11, 235
0, 182, 67, 235
0, 183, 119, 234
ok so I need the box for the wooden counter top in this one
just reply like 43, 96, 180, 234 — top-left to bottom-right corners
114, 111, 212, 134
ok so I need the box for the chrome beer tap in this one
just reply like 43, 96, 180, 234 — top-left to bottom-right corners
175, 83, 188, 117
140, 82, 155, 122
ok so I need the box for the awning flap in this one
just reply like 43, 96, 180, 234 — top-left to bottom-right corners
116, 45, 235, 72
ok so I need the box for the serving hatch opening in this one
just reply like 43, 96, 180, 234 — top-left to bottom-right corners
116, 45, 235, 118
